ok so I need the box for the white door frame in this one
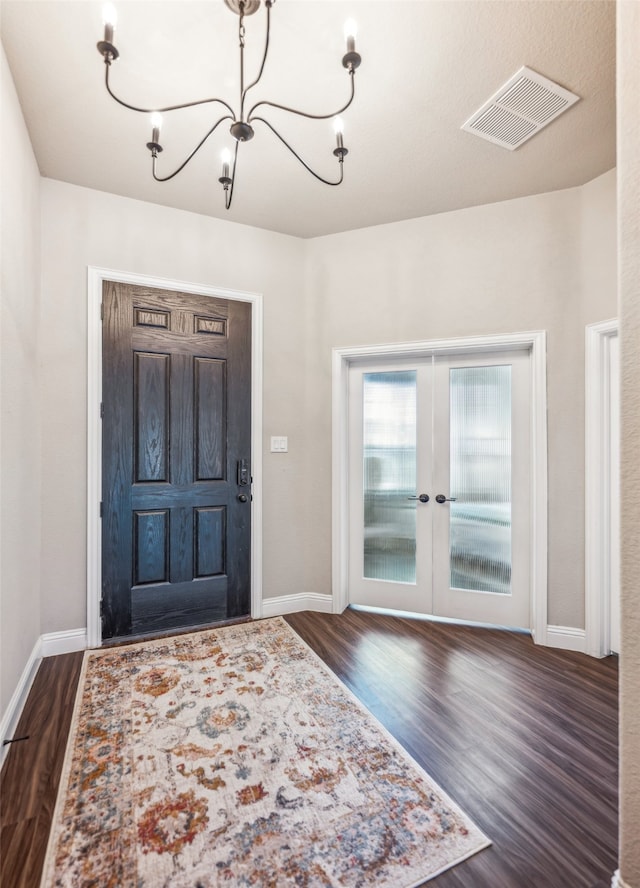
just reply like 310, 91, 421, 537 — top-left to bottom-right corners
585, 318, 619, 658
332, 330, 549, 644
87, 266, 264, 648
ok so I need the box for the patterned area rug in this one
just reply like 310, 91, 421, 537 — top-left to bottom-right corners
41, 617, 490, 887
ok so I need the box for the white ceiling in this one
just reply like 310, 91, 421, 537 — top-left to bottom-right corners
0, 0, 616, 238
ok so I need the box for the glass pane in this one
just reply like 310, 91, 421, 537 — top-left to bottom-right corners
363, 371, 416, 583
449, 366, 512, 594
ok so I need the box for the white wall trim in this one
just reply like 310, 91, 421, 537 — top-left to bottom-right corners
0, 636, 42, 766
332, 331, 549, 644
585, 318, 619, 658
545, 625, 587, 653
1, 630, 88, 767
41, 628, 88, 657
611, 870, 631, 888
87, 267, 264, 646
261, 593, 334, 618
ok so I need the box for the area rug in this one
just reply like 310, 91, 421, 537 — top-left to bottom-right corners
41, 617, 490, 887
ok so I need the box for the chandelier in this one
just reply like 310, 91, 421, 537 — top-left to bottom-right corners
96, 0, 362, 209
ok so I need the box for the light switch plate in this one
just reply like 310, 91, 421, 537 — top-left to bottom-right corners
270, 436, 288, 453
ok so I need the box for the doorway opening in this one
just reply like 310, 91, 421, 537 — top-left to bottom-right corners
585, 318, 619, 657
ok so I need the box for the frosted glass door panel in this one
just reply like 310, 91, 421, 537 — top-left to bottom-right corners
362, 371, 417, 583
449, 366, 512, 594
432, 350, 530, 629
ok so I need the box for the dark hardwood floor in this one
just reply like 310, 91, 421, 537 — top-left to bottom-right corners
286, 610, 619, 888
1, 609, 618, 887
1, 651, 84, 888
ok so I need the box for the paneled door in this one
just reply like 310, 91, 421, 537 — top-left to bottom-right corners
101, 281, 251, 640
348, 350, 531, 629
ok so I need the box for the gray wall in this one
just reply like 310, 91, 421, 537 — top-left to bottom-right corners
0, 30, 618, 732
2, 15, 636, 881
0, 47, 42, 719
37, 170, 616, 635
39, 179, 307, 633
304, 175, 617, 627
618, 0, 640, 881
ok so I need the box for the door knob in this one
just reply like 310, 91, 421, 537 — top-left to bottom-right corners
435, 494, 457, 504
237, 494, 248, 503
407, 494, 430, 503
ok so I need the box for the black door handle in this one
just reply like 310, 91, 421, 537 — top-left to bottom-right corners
435, 494, 457, 504
407, 494, 430, 503
237, 494, 248, 503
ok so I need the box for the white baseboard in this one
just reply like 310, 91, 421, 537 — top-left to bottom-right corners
41, 628, 88, 657
611, 870, 631, 888
0, 635, 42, 766
261, 593, 334, 618
1, 628, 87, 768
545, 625, 587, 653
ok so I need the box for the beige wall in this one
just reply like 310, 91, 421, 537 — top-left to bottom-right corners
0, 49, 627, 884
37, 173, 617, 638
618, 1, 640, 882
0, 43, 619, 730
0, 47, 42, 718
304, 174, 617, 627
38, 171, 617, 636
0, 13, 632, 880
39, 179, 307, 633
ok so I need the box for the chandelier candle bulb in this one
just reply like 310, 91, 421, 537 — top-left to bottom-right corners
219, 148, 232, 190
97, 1, 119, 60
344, 18, 357, 54
221, 149, 231, 181
341, 18, 361, 70
102, 3, 117, 45
334, 117, 344, 151
150, 112, 162, 147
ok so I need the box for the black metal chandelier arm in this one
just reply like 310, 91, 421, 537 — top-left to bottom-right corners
247, 70, 355, 123
241, 0, 272, 109
152, 115, 233, 182
252, 117, 345, 186
104, 63, 235, 118
224, 141, 241, 210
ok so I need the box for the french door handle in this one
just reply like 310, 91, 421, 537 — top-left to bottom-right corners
435, 494, 457, 504
407, 494, 430, 503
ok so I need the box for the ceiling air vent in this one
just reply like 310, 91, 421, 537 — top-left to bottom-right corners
461, 66, 580, 150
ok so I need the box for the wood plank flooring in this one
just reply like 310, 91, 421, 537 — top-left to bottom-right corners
1, 651, 83, 888
286, 610, 619, 888
0, 610, 618, 887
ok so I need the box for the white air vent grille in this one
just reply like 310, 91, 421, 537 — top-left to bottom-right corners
472, 106, 538, 148
462, 66, 580, 150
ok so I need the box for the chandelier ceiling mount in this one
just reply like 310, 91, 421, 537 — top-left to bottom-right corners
224, 0, 261, 15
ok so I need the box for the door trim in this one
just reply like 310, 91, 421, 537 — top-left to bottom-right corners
332, 330, 548, 643
585, 318, 618, 658
87, 266, 263, 648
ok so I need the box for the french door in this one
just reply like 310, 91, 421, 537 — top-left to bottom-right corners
348, 350, 531, 628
